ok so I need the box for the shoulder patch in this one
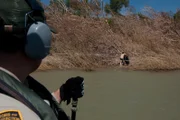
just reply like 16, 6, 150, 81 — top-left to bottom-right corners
0, 110, 23, 120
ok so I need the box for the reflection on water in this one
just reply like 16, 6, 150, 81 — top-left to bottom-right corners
31, 70, 180, 120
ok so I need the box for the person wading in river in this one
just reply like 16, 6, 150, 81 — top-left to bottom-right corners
0, 0, 84, 120
120, 52, 130, 66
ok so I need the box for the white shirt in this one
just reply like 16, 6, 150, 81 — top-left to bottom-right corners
120, 53, 125, 59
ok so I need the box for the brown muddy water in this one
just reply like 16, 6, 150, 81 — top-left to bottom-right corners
31, 69, 180, 120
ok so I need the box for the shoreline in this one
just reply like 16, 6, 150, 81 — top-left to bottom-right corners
37, 59, 180, 73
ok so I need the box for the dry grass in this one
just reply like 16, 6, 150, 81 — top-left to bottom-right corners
38, 5, 180, 71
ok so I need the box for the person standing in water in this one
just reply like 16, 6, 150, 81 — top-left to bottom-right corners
120, 52, 130, 66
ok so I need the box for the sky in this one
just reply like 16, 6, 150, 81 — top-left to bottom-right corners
41, 0, 180, 13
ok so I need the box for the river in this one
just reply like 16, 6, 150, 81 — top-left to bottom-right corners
31, 69, 180, 120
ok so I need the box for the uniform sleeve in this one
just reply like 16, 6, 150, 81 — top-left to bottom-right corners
0, 93, 41, 120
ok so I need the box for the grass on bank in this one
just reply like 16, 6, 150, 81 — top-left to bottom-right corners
38, 4, 180, 71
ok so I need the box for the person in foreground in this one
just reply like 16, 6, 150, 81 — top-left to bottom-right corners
0, 0, 84, 120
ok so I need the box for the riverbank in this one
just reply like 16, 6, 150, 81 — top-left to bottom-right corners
38, 53, 180, 72
38, 10, 180, 72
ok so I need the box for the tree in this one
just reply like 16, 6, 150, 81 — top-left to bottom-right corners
65, 0, 70, 7
108, 0, 129, 14
89, 0, 102, 17
124, 5, 136, 15
174, 9, 180, 22
104, 4, 111, 14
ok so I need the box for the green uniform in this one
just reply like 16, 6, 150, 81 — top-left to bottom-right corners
0, 1, 71, 120
0, 67, 69, 120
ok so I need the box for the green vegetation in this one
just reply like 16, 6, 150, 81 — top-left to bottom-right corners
106, 0, 129, 14
174, 10, 180, 22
